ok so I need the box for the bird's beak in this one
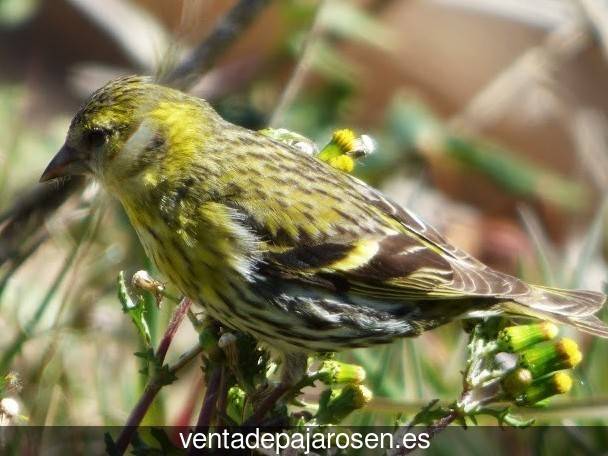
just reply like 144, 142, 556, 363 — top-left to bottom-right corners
39, 145, 90, 182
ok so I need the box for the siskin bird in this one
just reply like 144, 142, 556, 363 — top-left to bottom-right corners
40, 76, 608, 356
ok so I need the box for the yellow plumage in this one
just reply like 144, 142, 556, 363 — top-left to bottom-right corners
40, 76, 608, 353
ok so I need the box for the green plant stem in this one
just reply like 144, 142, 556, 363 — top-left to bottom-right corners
390, 403, 459, 456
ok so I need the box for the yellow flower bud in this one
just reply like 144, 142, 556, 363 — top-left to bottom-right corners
498, 322, 558, 352
556, 338, 583, 366
329, 155, 355, 173
317, 360, 366, 385
331, 129, 356, 153
317, 129, 374, 172
517, 372, 573, 405
519, 338, 582, 378
316, 384, 372, 424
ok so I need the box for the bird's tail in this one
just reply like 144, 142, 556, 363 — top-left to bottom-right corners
504, 285, 608, 338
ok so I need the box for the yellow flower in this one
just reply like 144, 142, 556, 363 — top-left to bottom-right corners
519, 338, 582, 378
517, 372, 573, 406
498, 322, 558, 352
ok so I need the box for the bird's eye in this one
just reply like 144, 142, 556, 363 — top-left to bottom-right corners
84, 129, 108, 149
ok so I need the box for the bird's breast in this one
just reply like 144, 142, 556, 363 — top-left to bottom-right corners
118, 189, 267, 320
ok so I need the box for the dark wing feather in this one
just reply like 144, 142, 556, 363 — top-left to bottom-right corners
223, 143, 607, 335
258, 207, 531, 302
261, 237, 531, 303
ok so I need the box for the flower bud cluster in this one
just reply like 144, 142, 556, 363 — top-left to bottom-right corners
498, 323, 581, 405
317, 129, 376, 172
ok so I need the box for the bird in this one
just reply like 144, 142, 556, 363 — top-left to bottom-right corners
40, 75, 608, 358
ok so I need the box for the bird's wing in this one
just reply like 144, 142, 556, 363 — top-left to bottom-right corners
250, 182, 531, 301
262, 231, 529, 301
218, 136, 530, 301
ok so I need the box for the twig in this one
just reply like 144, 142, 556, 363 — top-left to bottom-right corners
113, 297, 193, 455
0, 177, 84, 268
66, 0, 169, 70
405, 399, 440, 431
389, 404, 458, 456
170, 343, 205, 375
269, 0, 327, 127
449, 18, 592, 132
425, 410, 459, 436
576, 0, 608, 62
215, 368, 230, 426
155, 297, 192, 362
193, 365, 224, 431
243, 383, 291, 426
165, 0, 271, 90
517, 205, 558, 286
112, 384, 161, 455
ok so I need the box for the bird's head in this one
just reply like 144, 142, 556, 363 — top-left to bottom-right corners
40, 75, 213, 189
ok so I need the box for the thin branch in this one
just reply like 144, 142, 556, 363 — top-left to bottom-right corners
113, 297, 194, 455
215, 368, 230, 426
193, 365, 224, 431
389, 403, 459, 456
243, 383, 291, 426
449, 18, 592, 132
576, 0, 608, 62
155, 297, 192, 363
165, 0, 271, 90
170, 343, 205, 375
0, 177, 85, 268
66, 0, 170, 70
112, 383, 162, 455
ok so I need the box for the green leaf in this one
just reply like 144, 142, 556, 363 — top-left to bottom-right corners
117, 271, 152, 349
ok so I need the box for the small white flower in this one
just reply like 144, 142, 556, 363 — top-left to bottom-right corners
0, 397, 20, 424
351, 134, 376, 158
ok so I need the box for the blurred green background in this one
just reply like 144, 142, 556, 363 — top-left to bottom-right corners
0, 0, 607, 452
